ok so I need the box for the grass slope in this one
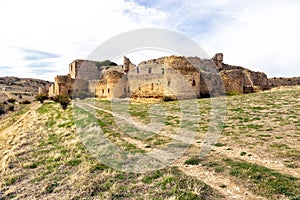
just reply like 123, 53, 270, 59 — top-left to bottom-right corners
0, 86, 299, 199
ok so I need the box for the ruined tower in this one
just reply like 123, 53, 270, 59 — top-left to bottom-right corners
212, 53, 223, 70
124, 56, 131, 73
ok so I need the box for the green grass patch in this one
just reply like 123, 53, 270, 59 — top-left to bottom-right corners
223, 158, 300, 199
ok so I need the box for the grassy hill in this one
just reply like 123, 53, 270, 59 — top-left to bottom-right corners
0, 86, 299, 199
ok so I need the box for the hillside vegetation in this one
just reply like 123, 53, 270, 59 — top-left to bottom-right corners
0, 86, 299, 199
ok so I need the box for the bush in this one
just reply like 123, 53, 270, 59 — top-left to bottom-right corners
35, 94, 49, 103
226, 91, 240, 96
7, 98, 16, 103
7, 105, 14, 111
53, 95, 71, 110
184, 157, 201, 165
20, 100, 31, 104
162, 96, 176, 102
0, 104, 6, 115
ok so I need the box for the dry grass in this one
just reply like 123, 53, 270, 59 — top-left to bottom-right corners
0, 86, 299, 199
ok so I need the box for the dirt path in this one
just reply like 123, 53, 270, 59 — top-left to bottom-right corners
76, 102, 268, 199
178, 161, 267, 200
76, 100, 299, 199
211, 145, 299, 178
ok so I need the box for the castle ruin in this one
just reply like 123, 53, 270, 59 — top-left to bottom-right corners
48, 53, 269, 99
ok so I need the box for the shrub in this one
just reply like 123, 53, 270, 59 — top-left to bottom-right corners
0, 104, 6, 115
7, 105, 14, 111
184, 157, 201, 165
162, 96, 176, 102
7, 98, 16, 103
35, 94, 49, 103
20, 100, 31, 104
226, 91, 240, 96
53, 95, 71, 110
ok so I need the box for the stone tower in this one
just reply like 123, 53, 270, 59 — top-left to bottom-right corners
212, 53, 223, 70
124, 56, 131, 73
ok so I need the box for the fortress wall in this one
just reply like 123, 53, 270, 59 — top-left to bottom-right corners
200, 72, 224, 97
220, 70, 244, 94
250, 71, 269, 90
268, 77, 300, 88
88, 80, 99, 94
70, 60, 103, 80
48, 84, 55, 97
55, 75, 70, 84
95, 80, 108, 98
137, 56, 201, 99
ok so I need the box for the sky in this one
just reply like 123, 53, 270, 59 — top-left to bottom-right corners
0, 0, 300, 81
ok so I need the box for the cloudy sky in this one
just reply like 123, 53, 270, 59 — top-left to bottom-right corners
0, 0, 299, 81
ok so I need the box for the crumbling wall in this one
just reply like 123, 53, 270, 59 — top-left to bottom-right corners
134, 56, 201, 99
212, 53, 223, 70
220, 70, 244, 94
48, 84, 55, 97
96, 69, 125, 99
268, 77, 300, 88
250, 71, 269, 90
69, 60, 103, 80
54, 75, 75, 96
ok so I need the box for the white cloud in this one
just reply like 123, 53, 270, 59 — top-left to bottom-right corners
194, 0, 300, 77
0, 0, 300, 80
0, 0, 167, 80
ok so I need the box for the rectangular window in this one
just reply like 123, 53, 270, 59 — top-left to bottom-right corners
108, 88, 110, 93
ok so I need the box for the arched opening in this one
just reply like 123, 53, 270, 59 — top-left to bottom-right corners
167, 80, 171, 87
192, 80, 196, 86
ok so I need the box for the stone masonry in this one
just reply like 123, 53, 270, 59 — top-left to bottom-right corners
48, 53, 270, 99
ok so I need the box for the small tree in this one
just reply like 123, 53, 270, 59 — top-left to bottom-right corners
7, 98, 16, 103
35, 94, 49, 103
8, 105, 14, 111
53, 95, 71, 110
0, 104, 6, 115
20, 100, 31, 104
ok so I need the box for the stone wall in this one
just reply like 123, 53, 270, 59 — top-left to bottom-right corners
250, 71, 269, 90
69, 59, 102, 80
220, 70, 244, 94
54, 75, 74, 96
268, 77, 300, 88
51, 53, 271, 100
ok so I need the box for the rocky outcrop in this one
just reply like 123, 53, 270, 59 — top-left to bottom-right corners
0, 76, 52, 102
